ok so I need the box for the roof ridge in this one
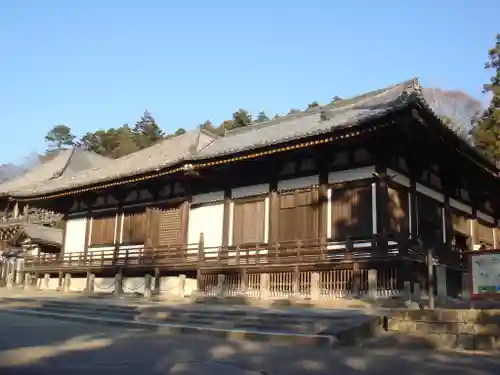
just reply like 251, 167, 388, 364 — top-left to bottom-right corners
50, 147, 77, 180
223, 78, 418, 138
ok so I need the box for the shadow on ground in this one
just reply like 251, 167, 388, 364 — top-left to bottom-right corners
0, 290, 499, 374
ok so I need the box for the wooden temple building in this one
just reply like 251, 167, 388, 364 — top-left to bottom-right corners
9, 78, 500, 298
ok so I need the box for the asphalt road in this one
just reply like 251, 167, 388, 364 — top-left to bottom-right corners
0, 312, 499, 375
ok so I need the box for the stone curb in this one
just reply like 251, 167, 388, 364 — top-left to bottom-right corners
0, 308, 337, 348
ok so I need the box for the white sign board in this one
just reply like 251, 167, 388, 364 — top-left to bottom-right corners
470, 252, 500, 295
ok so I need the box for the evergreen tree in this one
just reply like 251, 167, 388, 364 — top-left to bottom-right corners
133, 110, 165, 149
44, 125, 76, 151
255, 111, 269, 123
231, 109, 252, 128
473, 34, 500, 162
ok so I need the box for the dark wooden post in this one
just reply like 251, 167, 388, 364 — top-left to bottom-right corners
409, 180, 418, 241
154, 267, 160, 294
346, 237, 359, 296
114, 267, 123, 297
221, 189, 231, 250
58, 271, 63, 290
427, 245, 435, 309
375, 165, 389, 253
397, 232, 411, 294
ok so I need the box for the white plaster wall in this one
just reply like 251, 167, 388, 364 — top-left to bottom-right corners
38, 277, 60, 290
185, 278, 197, 296
157, 275, 197, 297
187, 203, 224, 258
69, 277, 87, 292
94, 277, 116, 293
48, 278, 59, 290
122, 277, 145, 294
64, 217, 87, 254
158, 276, 182, 296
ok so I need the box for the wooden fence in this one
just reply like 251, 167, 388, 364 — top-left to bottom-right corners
197, 267, 400, 299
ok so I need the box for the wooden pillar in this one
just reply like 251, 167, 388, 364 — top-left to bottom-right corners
196, 232, 205, 292
442, 195, 454, 267
318, 169, 329, 242
409, 180, 418, 240
375, 165, 389, 252
397, 233, 411, 291
268, 189, 279, 243
292, 264, 300, 296
221, 188, 231, 249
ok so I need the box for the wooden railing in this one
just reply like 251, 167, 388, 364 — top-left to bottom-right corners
23, 237, 397, 271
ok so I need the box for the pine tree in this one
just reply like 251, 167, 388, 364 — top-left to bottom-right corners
255, 111, 269, 123
44, 125, 76, 151
473, 34, 500, 162
133, 110, 165, 149
231, 109, 252, 128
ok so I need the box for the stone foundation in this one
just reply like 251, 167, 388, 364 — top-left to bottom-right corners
384, 309, 500, 350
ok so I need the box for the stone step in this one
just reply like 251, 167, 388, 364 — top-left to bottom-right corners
0, 296, 380, 346
1, 296, 364, 322
1, 299, 363, 334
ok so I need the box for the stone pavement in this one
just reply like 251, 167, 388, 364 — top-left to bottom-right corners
0, 312, 499, 375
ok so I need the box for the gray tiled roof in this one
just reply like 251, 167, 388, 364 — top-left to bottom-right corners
23, 223, 63, 246
195, 79, 413, 159
11, 77, 485, 198
0, 148, 110, 195
12, 128, 216, 197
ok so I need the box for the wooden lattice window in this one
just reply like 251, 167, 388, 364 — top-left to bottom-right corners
232, 198, 266, 245
331, 185, 372, 240
387, 184, 409, 233
278, 189, 319, 242
149, 205, 184, 246
121, 210, 147, 244
90, 215, 116, 245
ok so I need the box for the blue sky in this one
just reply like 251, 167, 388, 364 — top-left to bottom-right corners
0, 0, 498, 164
